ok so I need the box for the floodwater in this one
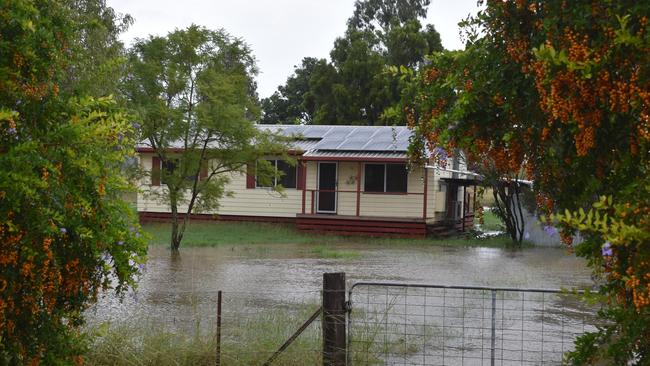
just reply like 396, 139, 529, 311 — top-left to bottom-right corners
87, 242, 593, 327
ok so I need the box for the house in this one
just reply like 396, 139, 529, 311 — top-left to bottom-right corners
136, 125, 478, 238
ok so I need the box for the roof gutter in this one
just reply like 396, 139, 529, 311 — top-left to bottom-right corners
424, 165, 482, 178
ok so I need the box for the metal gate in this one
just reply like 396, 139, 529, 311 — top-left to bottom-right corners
347, 283, 598, 365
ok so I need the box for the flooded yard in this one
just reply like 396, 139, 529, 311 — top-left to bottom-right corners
84, 240, 597, 365
88, 242, 593, 326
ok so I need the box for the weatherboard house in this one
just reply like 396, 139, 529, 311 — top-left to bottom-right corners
136, 125, 478, 238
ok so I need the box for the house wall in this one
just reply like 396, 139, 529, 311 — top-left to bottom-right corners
137, 153, 302, 218
302, 161, 436, 219
137, 153, 463, 221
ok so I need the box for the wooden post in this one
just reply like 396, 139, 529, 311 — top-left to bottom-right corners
422, 167, 428, 219
356, 162, 361, 216
301, 163, 308, 214
216, 290, 222, 366
473, 184, 477, 212
322, 272, 346, 366
462, 185, 466, 232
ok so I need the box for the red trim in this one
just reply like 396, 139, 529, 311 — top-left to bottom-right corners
301, 162, 307, 213
139, 211, 295, 224
296, 214, 426, 238
297, 161, 306, 190
136, 147, 306, 155
361, 191, 411, 195
246, 163, 255, 189
356, 162, 361, 216
301, 156, 406, 162
200, 161, 208, 180
137, 147, 186, 153
310, 190, 314, 214
423, 167, 428, 219
151, 156, 161, 186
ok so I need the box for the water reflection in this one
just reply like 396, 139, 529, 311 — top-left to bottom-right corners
87, 243, 592, 328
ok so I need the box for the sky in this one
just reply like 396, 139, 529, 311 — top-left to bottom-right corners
106, 0, 481, 99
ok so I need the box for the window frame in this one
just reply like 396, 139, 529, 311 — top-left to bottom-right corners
255, 159, 297, 189
363, 163, 408, 194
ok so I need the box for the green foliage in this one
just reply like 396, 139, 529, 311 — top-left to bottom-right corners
260, 57, 320, 124
124, 25, 290, 250
0, 1, 147, 363
347, 0, 430, 32
407, 1, 650, 363
60, 0, 134, 98
261, 0, 443, 125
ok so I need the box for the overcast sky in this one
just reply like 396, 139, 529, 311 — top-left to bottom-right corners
106, 0, 481, 99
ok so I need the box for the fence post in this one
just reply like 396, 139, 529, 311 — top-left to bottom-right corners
216, 290, 222, 366
323, 272, 346, 366
490, 289, 496, 366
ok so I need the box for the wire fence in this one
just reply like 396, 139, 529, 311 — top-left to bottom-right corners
86, 288, 323, 365
86, 276, 600, 365
347, 283, 600, 366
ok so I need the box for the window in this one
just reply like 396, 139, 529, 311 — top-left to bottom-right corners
161, 159, 177, 185
256, 159, 296, 189
154, 158, 203, 185
364, 163, 407, 193
364, 164, 385, 192
386, 164, 407, 192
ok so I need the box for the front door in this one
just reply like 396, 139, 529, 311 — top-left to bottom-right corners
446, 184, 460, 220
317, 162, 337, 213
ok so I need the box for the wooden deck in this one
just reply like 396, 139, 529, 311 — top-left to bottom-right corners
296, 214, 427, 238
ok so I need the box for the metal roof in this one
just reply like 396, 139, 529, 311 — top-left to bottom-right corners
137, 125, 422, 162
257, 124, 412, 153
301, 150, 407, 161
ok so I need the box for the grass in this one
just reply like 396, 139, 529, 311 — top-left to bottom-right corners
83, 304, 427, 366
478, 209, 504, 232
143, 220, 523, 250
84, 307, 322, 366
145, 221, 335, 246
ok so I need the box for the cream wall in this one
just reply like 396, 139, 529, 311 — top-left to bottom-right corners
302, 161, 438, 219
137, 153, 301, 218
137, 153, 463, 221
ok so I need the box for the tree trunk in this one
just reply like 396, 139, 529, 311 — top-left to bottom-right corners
170, 196, 181, 252
492, 180, 525, 245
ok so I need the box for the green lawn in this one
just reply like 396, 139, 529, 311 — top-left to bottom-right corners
143, 220, 517, 249
479, 209, 504, 232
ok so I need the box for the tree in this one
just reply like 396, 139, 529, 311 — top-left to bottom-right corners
407, 1, 650, 362
60, 0, 134, 98
260, 57, 320, 124
261, 0, 443, 126
125, 25, 289, 251
402, 40, 534, 244
348, 0, 431, 32
0, 1, 147, 363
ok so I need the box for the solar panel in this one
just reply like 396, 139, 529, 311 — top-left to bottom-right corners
258, 124, 415, 153
314, 138, 345, 150
301, 125, 332, 138
337, 139, 371, 150
371, 128, 395, 139
346, 128, 375, 140
323, 128, 354, 140
368, 138, 404, 151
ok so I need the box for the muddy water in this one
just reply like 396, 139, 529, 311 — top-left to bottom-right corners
86, 243, 593, 327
